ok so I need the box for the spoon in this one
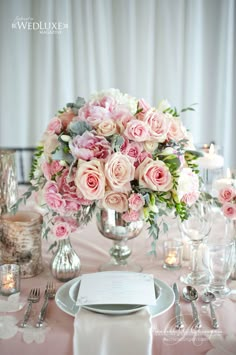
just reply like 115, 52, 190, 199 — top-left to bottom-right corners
183, 286, 201, 329
202, 291, 219, 329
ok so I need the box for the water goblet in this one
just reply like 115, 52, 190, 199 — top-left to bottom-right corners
203, 240, 235, 297
179, 201, 212, 285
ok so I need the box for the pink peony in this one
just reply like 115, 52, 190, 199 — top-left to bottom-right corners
105, 152, 135, 192
69, 131, 111, 161
75, 159, 106, 200
136, 157, 173, 192
128, 193, 145, 211
113, 108, 134, 133
78, 103, 111, 127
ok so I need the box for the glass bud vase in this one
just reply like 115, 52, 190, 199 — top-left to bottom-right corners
230, 220, 236, 280
50, 237, 81, 282
96, 205, 144, 272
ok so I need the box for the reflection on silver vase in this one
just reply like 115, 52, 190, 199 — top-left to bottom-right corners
96, 206, 143, 272
50, 237, 81, 282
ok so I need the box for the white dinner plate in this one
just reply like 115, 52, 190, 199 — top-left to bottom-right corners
55, 276, 175, 318
68, 277, 161, 315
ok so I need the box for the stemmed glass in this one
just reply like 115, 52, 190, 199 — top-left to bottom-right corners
179, 201, 212, 285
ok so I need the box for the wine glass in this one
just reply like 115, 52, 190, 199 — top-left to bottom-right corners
179, 201, 212, 285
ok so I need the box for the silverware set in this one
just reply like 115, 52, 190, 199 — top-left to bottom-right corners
20, 281, 56, 328
172, 283, 219, 330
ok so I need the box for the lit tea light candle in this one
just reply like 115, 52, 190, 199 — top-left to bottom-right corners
197, 144, 224, 170
165, 251, 177, 265
163, 240, 183, 270
0, 264, 20, 296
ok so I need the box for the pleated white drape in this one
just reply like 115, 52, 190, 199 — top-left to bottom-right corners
0, 0, 235, 166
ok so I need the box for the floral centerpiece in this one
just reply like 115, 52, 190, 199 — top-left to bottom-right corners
16, 88, 201, 252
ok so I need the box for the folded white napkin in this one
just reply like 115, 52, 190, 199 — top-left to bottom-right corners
73, 308, 152, 355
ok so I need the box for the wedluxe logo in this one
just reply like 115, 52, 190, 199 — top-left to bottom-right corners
12, 16, 68, 35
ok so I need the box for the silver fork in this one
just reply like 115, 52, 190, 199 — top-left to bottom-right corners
20, 288, 40, 328
36, 281, 56, 328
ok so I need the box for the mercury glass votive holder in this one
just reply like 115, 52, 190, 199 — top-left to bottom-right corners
0, 264, 21, 296
163, 240, 183, 270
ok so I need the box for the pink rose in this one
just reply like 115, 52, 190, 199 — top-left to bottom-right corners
52, 221, 71, 239
102, 191, 128, 213
144, 109, 170, 142
105, 152, 135, 192
44, 181, 59, 194
167, 117, 186, 142
181, 191, 200, 206
124, 142, 143, 160
124, 120, 150, 142
97, 119, 117, 137
134, 151, 152, 168
122, 210, 140, 222
112, 108, 134, 133
47, 117, 62, 134
69, 131, 111, 161
42, 133, 59, 156
136, 157, 173, 191
75, 159, 105, 200
42, 161, 64, 180
219, 186, 235, 203
44, 191, 66, 212
136, 99, 151, 120
222, 203, 236, 219
128, 193, 145, 211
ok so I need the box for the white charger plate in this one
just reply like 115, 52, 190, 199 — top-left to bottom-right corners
55, 277, 174, 318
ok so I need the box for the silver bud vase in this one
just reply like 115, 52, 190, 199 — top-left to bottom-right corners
50, 237, 81, 282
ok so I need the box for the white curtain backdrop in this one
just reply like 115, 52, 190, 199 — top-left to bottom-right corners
0, 0, 235, 166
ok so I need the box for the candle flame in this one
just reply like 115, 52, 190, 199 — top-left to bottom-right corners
165, 251, 177, 265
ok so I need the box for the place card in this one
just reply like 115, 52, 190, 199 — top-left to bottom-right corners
76, 271, 156, 306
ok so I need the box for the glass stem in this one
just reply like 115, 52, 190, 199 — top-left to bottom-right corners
191, 242, 200, 277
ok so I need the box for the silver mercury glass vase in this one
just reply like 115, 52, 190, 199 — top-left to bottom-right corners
96, 206, 144, 272
0, 150, 18, 215
50, 237, 81, 282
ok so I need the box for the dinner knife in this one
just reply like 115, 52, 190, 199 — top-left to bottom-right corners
173, 283, 184, 329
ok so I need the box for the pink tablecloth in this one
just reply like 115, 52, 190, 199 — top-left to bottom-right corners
1, 211, 236, 355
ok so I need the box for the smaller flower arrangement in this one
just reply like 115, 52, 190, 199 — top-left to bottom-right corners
217, 185, 236, 219
15, 88, 202, 252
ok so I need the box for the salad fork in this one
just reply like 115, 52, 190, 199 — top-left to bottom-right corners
20, 288, 40, 328
36, 281, 56, 328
